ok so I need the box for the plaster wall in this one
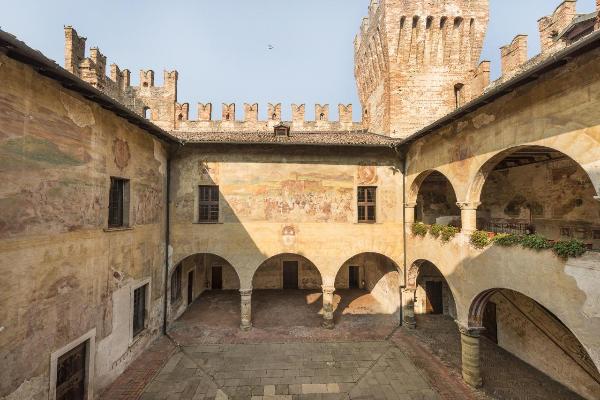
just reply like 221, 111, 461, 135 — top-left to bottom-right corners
169, 145, 405, 291
480, 158, 600, 247
0, 54, 168, 399
492, 290, 600, 400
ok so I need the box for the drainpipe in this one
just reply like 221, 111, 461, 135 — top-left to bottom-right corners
393, 144, 407, 326
162, 157, 171, 336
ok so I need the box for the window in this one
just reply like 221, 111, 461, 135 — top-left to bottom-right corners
199, 185, 219, 223
132, 284, 147, 337
170, 266, 182, 303
454, 83, 464, 109
108, 177, 129, 228
357, 186, 376, 223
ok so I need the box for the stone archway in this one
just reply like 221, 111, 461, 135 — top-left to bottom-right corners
325, 252, 401, 331
461, 288, 600, 398
248, 253, 324, 330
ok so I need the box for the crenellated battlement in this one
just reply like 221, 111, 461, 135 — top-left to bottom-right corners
355, 0, 600, 138
354, 0, 489, 138
173, 103, 362, 133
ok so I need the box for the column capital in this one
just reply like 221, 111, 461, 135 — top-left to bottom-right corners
239, 288, 252, 297
322, 285, 336, 295
456, 322, 485, 338
456, 201, 481, 210
404, 202, 418, 208
401, 287, 417, 294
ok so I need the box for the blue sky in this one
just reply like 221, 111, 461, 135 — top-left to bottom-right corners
1, 0, 596, 120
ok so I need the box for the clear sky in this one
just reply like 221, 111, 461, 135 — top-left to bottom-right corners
1, 0, 596, 121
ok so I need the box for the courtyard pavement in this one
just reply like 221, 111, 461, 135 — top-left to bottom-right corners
100, 291, 586, 400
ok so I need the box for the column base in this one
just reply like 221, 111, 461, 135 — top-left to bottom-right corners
403, 317, 416, 329
240, 322, 252, 332
322, 319, 335, 330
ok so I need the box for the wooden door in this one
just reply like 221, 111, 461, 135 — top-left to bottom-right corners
349, 266, 360, 289
187, 270, 194, 305
56, 342, 86, 400
211, 266, 222, 290
282, 261, 299, 289
483, 302, 498, 344
425, 281, 443, 314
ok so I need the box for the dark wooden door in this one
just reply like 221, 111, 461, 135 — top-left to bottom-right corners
349, 266, 360, 289
425, 281, 443, 314
212, 266, 222, 290
283, 261, 299, 289
187, 270, 194, 305
56, 342, 86, 400
483, 302, 498, 343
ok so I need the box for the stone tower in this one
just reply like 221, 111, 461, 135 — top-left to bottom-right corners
355, 0, 489, 138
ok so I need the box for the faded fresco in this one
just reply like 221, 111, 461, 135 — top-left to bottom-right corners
220, 163, 355, 223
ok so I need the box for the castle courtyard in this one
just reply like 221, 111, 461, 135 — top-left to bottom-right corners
2, 0, 600, 399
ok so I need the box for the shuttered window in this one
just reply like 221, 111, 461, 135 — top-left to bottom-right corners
170, 266, 182, 302
199, 185, 219, 223
109, 177, 129, 228
132, 285, 147, 337
357, 186, 376, 223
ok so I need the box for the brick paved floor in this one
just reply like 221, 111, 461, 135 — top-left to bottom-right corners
106, 294, 587, 400
141, 341, 441, 400
169, 290, 399, 345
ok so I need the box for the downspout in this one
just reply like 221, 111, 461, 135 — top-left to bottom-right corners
162, 156, 171, 336
393, 144, 407, 326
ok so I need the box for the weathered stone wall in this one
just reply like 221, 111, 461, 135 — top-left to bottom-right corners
169, 145, 405, 291
0, 53, 169, 399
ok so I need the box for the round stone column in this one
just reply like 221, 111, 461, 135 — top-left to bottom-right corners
240, 289, 252, 331
458, 324, 485, 388
322, 285, 336, 329
457, 202, 481, 234
401, 288, 417, 329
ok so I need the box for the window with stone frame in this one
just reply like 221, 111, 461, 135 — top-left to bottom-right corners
357, 186, 377, 223
199, 185, 219, 223
132, 284, 147, 337
170, 265, 182, 303
108, 177, 130, 228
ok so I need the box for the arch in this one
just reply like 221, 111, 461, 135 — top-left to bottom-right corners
407, 169, 459, 205
409, 170, 461, 226
143, 107, 151, 120
408, 259, 458, 318
466, 145, 600, 204
252, 253, 322, 290
468, 288, 600, 393
173, 252, 241, 291
334, 252, 401, 316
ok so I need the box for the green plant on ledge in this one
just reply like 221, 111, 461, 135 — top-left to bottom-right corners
440, 225, 460, 242
520, 234, 552, 251
429, 224, 443, 239
553, 240, 587, 259
493, 233, 521, 247
412, 222, 428, 237
470, 230, 490, 249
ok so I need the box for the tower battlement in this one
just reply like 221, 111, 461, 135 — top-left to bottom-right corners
173, 103, 362, 133
355, 0, 600, 138
354, 0, 489, 138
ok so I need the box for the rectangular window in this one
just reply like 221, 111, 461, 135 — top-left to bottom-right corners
199, 185, 219, 223
357, 186, 376, 223
170, 266, 182, 303
108, 177, 129, 228
132, 285, 147, 337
